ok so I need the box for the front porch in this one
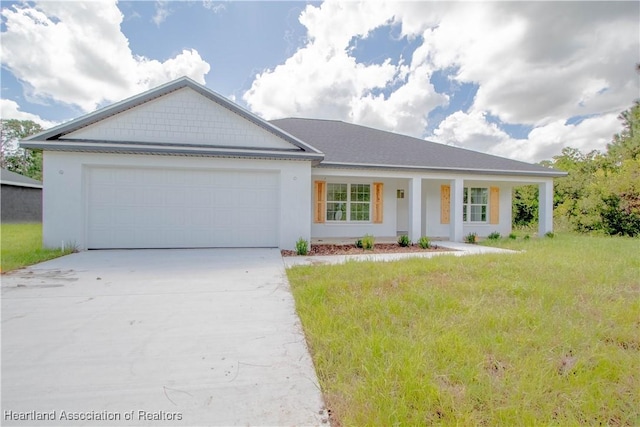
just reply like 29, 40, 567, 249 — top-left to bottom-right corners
310, 170, 554, 243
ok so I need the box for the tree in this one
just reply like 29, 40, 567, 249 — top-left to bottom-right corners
513, 101, 640, 237
549, 103, 640, 236
599, 158, 640, 236
0, 119, 44, 181
512, 184, 538, 227
607, 100, 640, 163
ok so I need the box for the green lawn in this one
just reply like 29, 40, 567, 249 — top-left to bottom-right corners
1, 223, 73, 273
287, 233, 640, 426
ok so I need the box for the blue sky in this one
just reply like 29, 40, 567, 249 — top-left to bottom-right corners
1, 1, 638, 162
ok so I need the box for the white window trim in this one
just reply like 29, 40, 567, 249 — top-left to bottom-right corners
326, 182, 372, 223
463, 187, 489, 223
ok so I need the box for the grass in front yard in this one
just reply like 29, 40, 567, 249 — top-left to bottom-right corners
1, 223, 73, 273
287, 233, 640, 425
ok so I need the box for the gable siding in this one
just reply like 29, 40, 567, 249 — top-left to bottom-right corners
65, 88, 295, 150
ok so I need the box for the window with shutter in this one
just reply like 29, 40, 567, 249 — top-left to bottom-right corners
490, 186, 500, 224
373, 182, 383, 223
314, 180, 326, 223
441, 185, 450, 224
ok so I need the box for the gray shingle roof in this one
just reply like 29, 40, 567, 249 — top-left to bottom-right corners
270, 118, 565, 177
0, 168, 42, 188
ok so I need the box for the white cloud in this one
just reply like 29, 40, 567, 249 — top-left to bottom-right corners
0, 99, 58, 129
202, 1, 226, 14
244, 1, 637, 162
349, 64, 448, 137
403, 2, 638, 126
431, 109, 622, 163
523, 114, 622, 160
244, 1, 448, 137
432, 110, 511, 153
0, 1, 210, 113
152, 1, 170, 26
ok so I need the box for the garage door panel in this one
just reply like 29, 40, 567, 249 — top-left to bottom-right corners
87, 167, 279, 248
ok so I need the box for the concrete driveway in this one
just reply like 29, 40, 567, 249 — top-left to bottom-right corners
1, 249, 327, 426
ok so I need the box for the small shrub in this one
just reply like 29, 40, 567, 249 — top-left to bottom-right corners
465, 232, 478, 244
487, 231, 501, 240
545, 231, 555, 238
418, 236, 430, 249
61, 240, 80, 253
362, 234, 375, 250
508, 233, 517, 240
397, 235, 411, 247
524, 234, 531, 241
355, 239, 363, 248
295, 237, 309, 256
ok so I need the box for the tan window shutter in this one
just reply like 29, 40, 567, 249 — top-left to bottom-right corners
373, 182, 384, 223
490, 186, 500, 224
314, 181, 326, 223
441, 185, 450, 224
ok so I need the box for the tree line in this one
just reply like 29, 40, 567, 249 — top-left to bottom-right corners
514, 101, 640, 237
2, 101, 639, 237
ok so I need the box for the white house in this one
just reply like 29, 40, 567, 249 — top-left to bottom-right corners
22, 77, 565, 250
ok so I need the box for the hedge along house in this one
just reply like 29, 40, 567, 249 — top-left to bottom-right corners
22, 77, 565, 251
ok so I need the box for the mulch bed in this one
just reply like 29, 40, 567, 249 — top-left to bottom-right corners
281, 243, 451, 257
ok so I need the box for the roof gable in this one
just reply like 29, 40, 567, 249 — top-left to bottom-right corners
23, 77, 323, 161
270, 118, 566, 177
64, 87, 296, 150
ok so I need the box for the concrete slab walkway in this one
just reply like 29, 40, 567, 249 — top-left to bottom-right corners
283, 241, 516, 268
1, 249, 326, 426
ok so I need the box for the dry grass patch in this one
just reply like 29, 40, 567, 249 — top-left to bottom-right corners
288, 233, 640, 426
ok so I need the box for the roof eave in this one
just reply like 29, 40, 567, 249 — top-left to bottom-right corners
316, 161, 568, 178
20, 140, 325, 161
0, 180, 43, 188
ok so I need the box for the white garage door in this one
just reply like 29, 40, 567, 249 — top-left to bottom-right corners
87, 167, 279, 249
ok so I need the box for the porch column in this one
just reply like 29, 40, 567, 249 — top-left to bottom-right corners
450, 178, 464, 242
409, 177, 422, 242
538, 180, 554, 236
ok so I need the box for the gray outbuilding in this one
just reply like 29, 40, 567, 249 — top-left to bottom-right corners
1, 168, 42, 223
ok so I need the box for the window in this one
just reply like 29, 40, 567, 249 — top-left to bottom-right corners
326, 183, 370, 222
350, 184, 370, 221
463, 187, 488, 222
326, 183, 347, 221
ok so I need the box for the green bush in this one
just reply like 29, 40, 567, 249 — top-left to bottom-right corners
601, 194, 640, 237
545, 231, 555, 238
487, 231, 501, 240
418, 236, 430, 249
524, 234, 531, 241
362, 234, 375, 250
295, 237, 309, 255
355, 239, 363, 248
397, 235, 411, 247
465, 232, 478, 244
508, 233, 517, 240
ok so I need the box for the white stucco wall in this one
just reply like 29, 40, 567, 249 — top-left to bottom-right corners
425, 179, 513, 238
65, 88, 294, 150
310, 176, 407, 239
43, 152, 311, 250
